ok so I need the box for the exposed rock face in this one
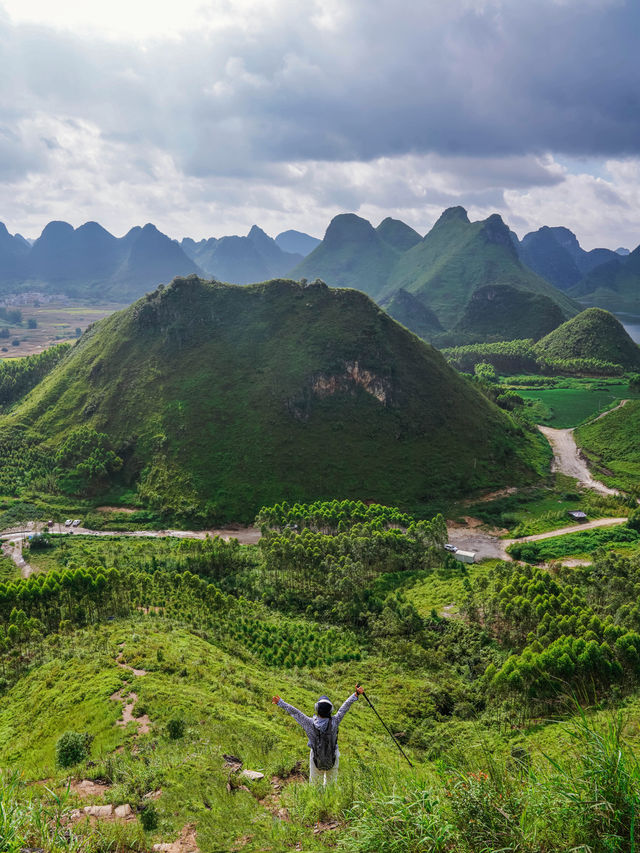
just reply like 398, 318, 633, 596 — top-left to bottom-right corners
288, 360, 392, 421
312, 361, 391, 405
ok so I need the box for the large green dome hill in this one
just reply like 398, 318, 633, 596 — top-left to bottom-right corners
7, 276, 543, 521
534, 308, 640, 370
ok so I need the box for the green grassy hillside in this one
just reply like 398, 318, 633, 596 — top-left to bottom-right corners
2, 276, 543, 523
375, 217, 422, 252
386, 207, 579, 333
291, 214, 400, 300
455, 284, 567, 341
379, 287, 443, 338
535, 308, 640, 369
575, 399, 640, 493
5, 507, 640, 852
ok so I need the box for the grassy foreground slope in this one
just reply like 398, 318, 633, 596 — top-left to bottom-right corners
535, 308, 640, 370
6, 276, 543, 521
6, 517, 640, 852
576, 399, 640, 493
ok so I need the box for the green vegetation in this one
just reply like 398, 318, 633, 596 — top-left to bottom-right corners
508, 524, 640, 561
292, 214, 401, 300
0, 343, 71, 410
0, 276, 543, 525
479, 553, 640, 714
535, 308, 640, 370
56, 730, 93, 768
6, 501, 640, 851
385, 207, 578, 335
576, 399, 640, 494
516, 381, 639, 428
442, 333, 632, 377
464, 476, 630, 536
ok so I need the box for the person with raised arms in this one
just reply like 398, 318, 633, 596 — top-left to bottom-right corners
272, 685, 364, 785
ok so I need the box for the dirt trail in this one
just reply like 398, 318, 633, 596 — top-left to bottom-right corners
1, 524, 261, 545
538, 425, 620, 496
0, 535, 34, 578
589, 398, 629, 423
503, 516, 628, 547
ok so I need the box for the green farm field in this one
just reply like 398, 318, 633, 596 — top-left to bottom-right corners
514, 381, 640, 427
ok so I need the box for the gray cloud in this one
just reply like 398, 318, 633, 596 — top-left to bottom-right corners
1, 0, 640, 246
2, 1, 640, 175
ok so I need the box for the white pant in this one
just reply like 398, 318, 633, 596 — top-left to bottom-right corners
309, 751, 339, 785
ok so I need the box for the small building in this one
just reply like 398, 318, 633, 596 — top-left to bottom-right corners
568, 511, 588, 522
453, 549, 476, 564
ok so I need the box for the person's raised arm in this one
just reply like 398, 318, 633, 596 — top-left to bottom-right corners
334, 684, 363, 725
273, 696, 315, 737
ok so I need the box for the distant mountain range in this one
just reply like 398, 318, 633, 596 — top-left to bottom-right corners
0, 221, 320, 302
513, 226, 639, 312
180, 225, 306, 285
294, 208, 581, 342
0, 211, 637, 339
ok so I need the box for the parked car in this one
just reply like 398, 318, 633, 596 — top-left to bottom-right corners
444, 543, 458, 553
72, 519, 81, 527
64, 519, 73, 527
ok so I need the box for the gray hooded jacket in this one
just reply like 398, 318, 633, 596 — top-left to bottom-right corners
277, 693, 359, 757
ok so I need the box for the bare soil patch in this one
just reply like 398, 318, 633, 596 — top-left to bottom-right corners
153, 823, 199, 853
110, 689, 151, 736
70, 779, 111, 799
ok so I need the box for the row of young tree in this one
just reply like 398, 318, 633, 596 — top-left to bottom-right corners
0, 559, 363, 685
256, 499, 416, 535
258, 509, 447, 626
0, 343, 70, 409
442, 339, 626, 377
464, 555, 640, 713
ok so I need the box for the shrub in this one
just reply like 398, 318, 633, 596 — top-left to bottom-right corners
55, 731, 93, 768
166, 718, 185, 740
27, 532, 52, 551
627, 509, 640, 532
140, 803, 159, 831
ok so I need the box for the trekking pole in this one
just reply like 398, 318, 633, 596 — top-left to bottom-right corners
356, 684, 414, 768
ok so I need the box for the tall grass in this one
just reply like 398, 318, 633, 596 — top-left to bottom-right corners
340, 710, 640, 852
0, 770, 146, 853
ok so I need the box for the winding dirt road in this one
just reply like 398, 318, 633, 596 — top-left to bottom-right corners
537, 425, 620, 496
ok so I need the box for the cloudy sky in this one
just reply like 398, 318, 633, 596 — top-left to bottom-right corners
1, 0, 639, 249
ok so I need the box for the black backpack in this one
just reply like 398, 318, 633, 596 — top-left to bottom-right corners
311, 718, 337, 770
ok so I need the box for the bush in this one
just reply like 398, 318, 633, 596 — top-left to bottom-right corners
140, 803, 159, 831
27, 533, 52, 551
627, 509, 640, 532
11, 339, 19, 347
167, 718, 185, 739
55, 731, 93, 768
